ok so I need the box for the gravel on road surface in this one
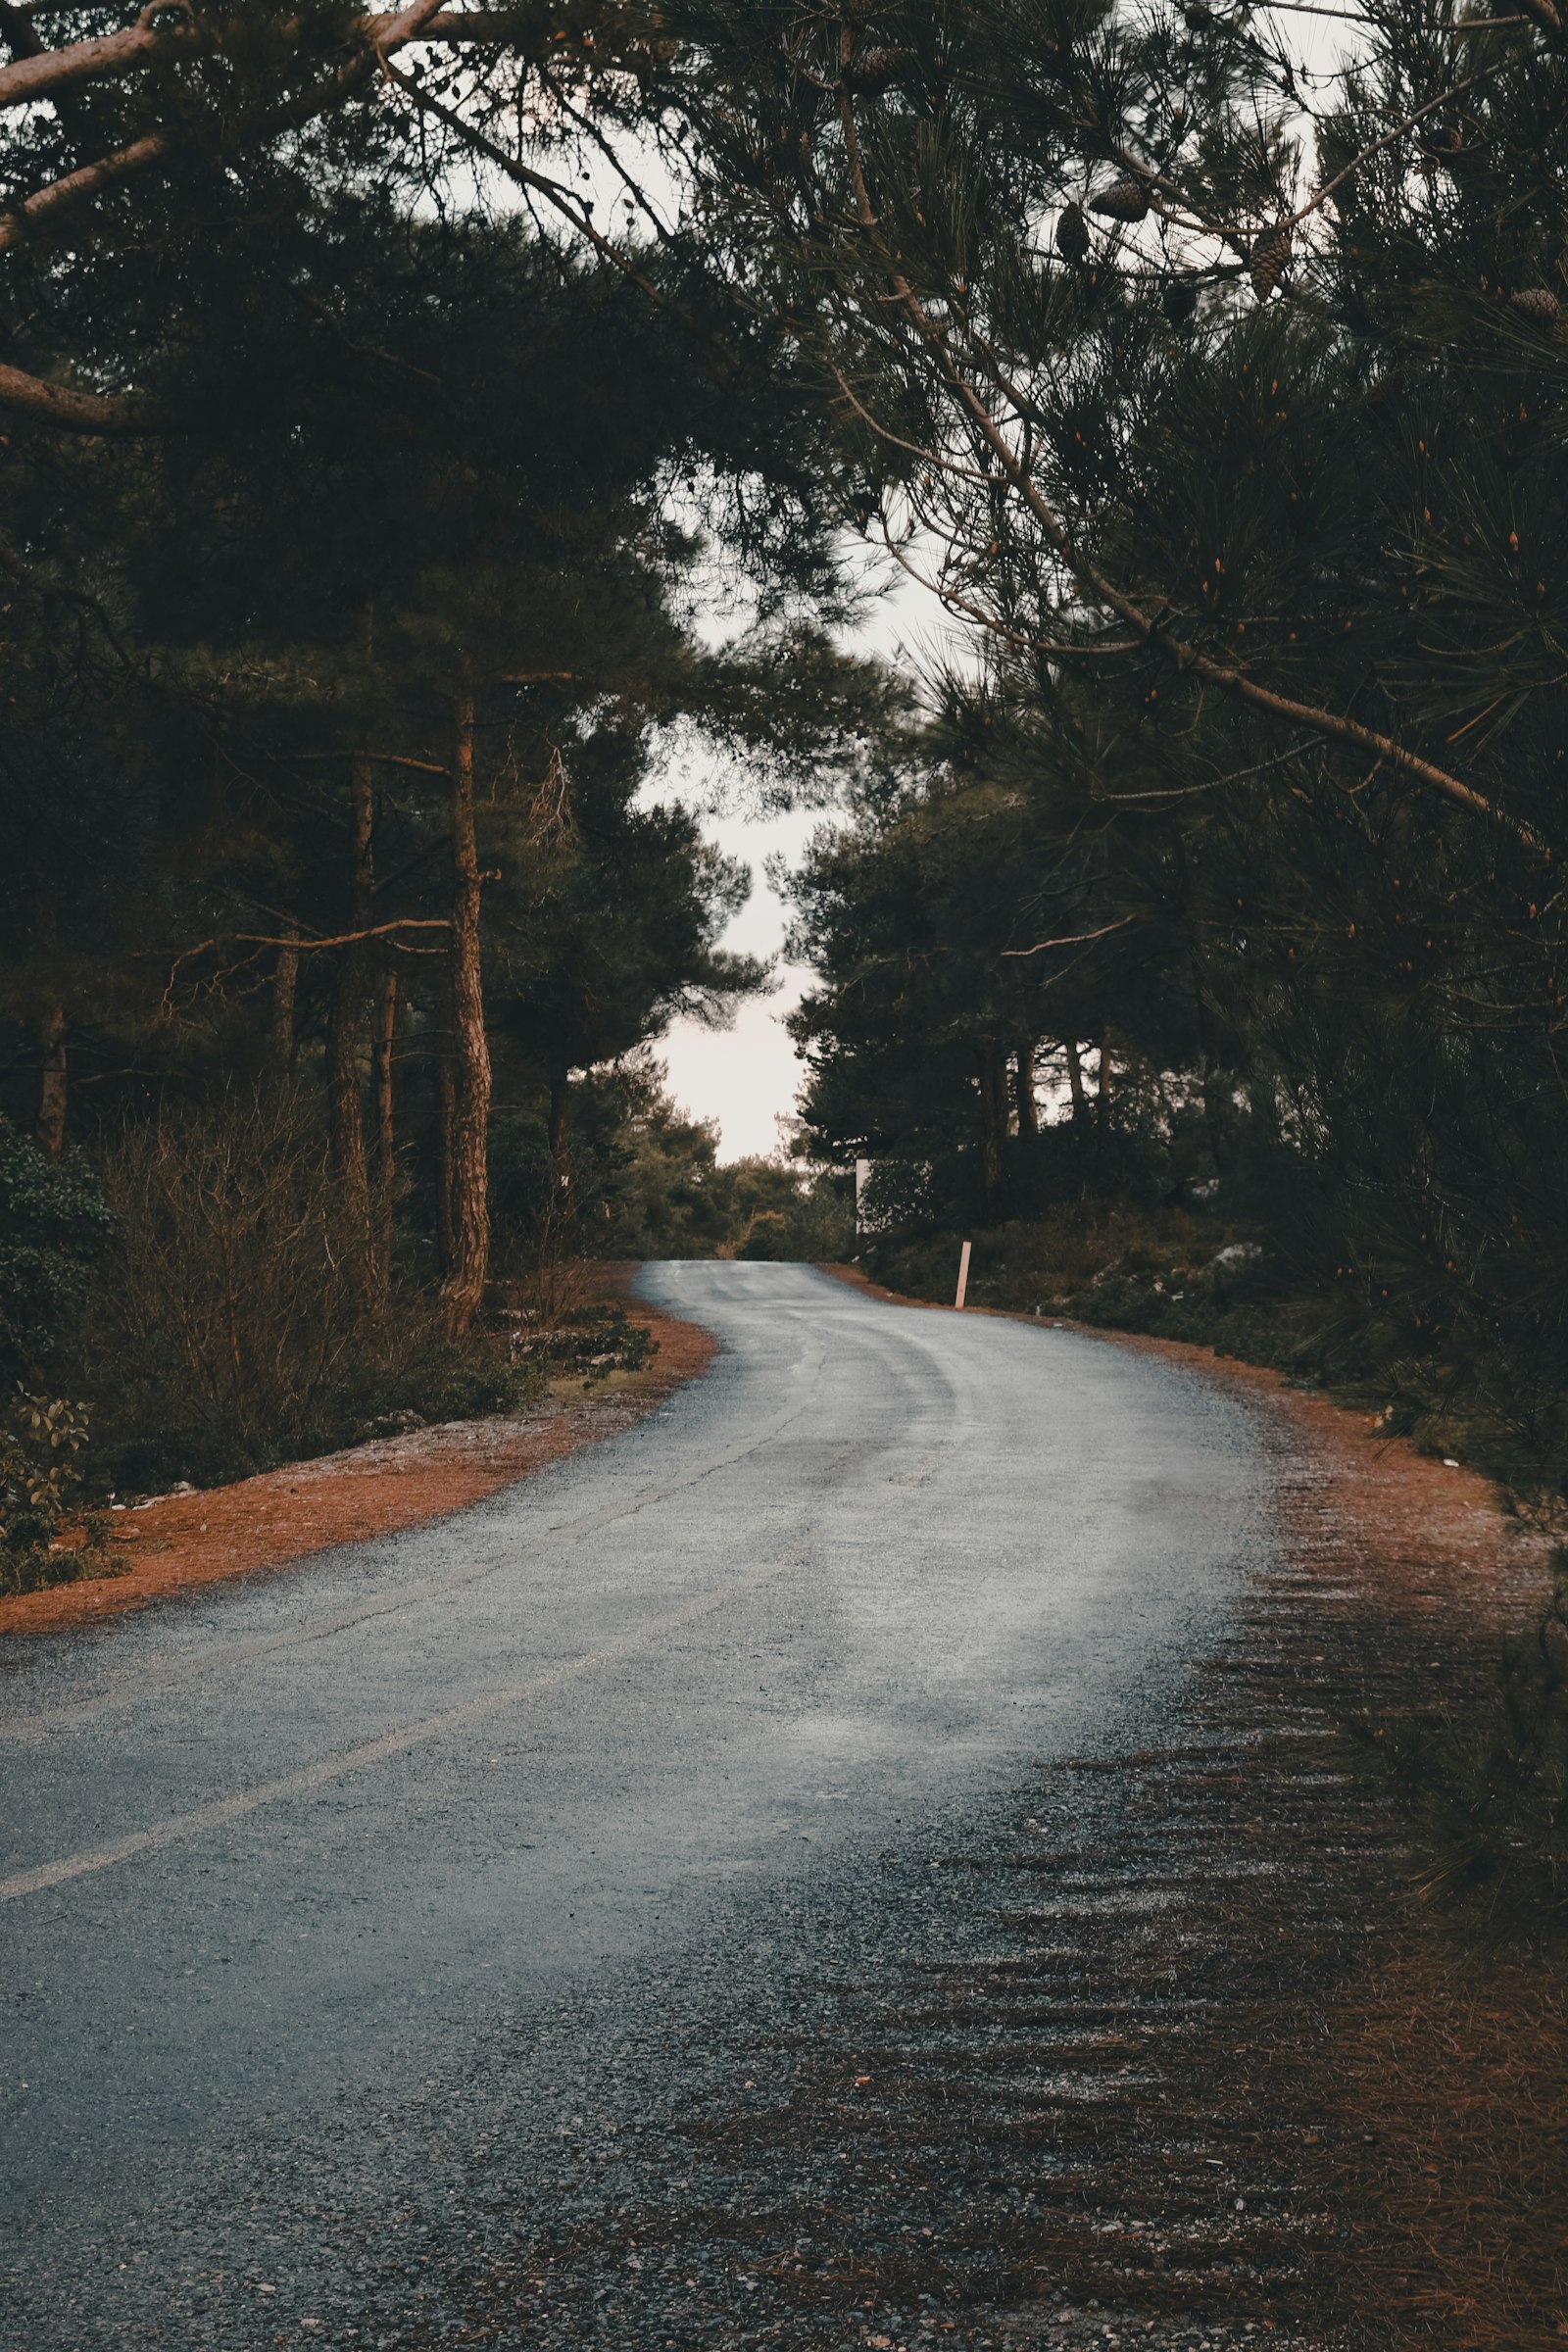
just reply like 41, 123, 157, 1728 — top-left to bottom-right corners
5, 1260, 1509, 2351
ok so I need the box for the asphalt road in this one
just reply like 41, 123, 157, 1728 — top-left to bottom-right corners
1, 1263, 1275, 2349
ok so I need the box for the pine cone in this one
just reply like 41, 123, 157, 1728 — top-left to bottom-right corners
1162, 277, 1199, 325
845, 45, 918, 92
1183, 1, 1214, 24
1056, 201, 1091, 264
1090, 178, 1151, 223
1250, 220, 1292, 301
1509, 286, 1561, 325
1420, 125, 1464, 160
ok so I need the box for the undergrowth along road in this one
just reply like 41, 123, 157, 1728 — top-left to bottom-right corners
0, 1273, 711, 1637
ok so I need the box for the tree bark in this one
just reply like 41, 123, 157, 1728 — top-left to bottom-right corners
36, 1004, 68, 1158
271, 929, 300, 1070
1064, 1038, 1088, 1123
0, 21, 164, 115
327, 754, 374, 1286
1194, 979, 1230, 1172
980, 1041, 1005, 1220
370, 966, 399, 1291
436, 1032, 457, 1279
440, 689, 492, 1337
1097, 1028, 1114, 1135
1014, 1042, 1039, 1137
0, 357, 171, 434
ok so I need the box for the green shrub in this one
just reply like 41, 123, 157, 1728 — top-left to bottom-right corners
0, 1119, 113, 1383
0, 1388, 114, 1597
502, 1299, 658, 1384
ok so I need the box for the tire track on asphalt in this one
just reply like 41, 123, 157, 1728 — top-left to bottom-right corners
2, 1299, 973, 1894
2, 1321, 830, 1741
0, 1543, 820, 1903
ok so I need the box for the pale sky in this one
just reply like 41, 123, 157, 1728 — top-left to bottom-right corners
654, 572, 938, 1162
657, 799, 820, 1162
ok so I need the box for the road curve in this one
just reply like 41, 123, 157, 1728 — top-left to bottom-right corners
0, 1262, 1276, 2348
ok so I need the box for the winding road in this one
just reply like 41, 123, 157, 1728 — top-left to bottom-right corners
1, 1263, 1277, 2349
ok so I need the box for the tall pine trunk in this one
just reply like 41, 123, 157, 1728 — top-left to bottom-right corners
440, 689, 492, 1338
327, 753, 374, 1293
436, 1035, 457, 1279
36, 1004, 68, 1158
1064, 1038, 1088, 1123
980, 1041, 1005, 1221
370, 966, 399, 1292
271, 930, 300, 1071
1014, 1042, 1039, 1137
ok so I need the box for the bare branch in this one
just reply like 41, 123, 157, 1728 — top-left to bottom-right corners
0, 0, 452, 256
1001, 915, 1138, 958
291, 750, 452, 774
0, 130, 168, 255
234, 919, 452, 948
831, 362, 996, 483
0, 356, 171, 431
0, 0, 545, 122
1284, 73, 1486, 235
0, 17, 162, 113
382, 59, 681, 318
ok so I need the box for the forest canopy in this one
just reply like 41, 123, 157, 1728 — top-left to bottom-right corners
5, 0, 1568, 1549
710, 0, 1568, 1489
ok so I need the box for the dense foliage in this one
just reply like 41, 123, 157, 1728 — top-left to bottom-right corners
8, 0, 1568, 1539
666, 0, 1568, 1497
0, 4, 901, 1538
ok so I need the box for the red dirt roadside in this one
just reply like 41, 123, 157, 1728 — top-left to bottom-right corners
824, 1259, 1568, 2348
0, 1276, 713, 1642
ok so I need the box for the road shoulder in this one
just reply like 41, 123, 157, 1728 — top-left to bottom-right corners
0, 1275, 714, 1642
816, 1256, 1565, 2345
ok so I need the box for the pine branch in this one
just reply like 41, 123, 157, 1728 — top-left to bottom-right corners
234, 920, 451, 948
383, 62, 652, 287
830, 87, 1546, 855
1001, 915, 1139, 958
0, 0, 452, 260
0, 356, 171, 432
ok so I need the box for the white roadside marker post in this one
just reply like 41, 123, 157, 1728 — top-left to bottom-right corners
955, 1240, 972, 1310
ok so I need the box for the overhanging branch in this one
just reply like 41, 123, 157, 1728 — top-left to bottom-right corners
830, 85, 1546, 855
0, 0, 452, 257
0, 357, 171, 431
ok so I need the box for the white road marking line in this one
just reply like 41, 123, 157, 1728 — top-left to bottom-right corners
0, 1554, 801, 1904
1, 1328, 829, 1743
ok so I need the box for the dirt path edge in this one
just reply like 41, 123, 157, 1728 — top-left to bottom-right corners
1, 1270, 714, 1642
818, 1260, 1568, 2347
